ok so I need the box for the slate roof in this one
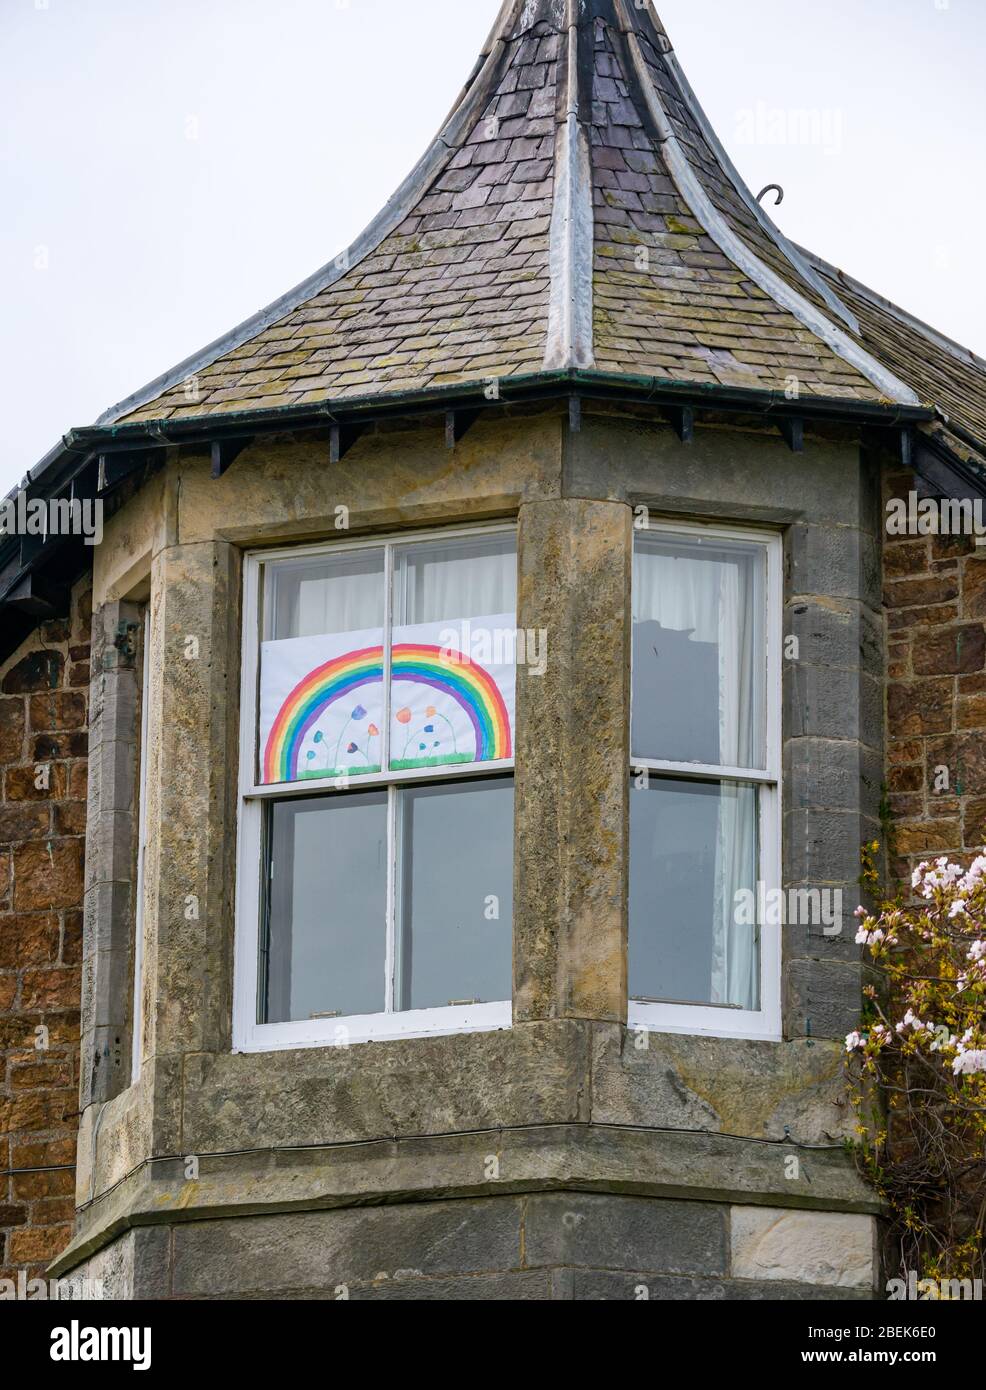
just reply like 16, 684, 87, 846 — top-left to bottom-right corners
70, 0, 986, 451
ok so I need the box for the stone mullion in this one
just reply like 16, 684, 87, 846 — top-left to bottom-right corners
513, 498, 631, 1024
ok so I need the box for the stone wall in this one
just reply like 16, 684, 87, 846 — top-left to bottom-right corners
71, 1194, 876, 1301
0, 578, 90, 1280
5, 422, 982, 1299
50, 412, 885, 1300
883, 467, 986, 881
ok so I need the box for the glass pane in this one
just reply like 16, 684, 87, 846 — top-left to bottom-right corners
267, 550, 384, 640
629, 776, 759, 1010
262, 791, 387, 1023
632, 534, 765, 768
391, 536, 516, 772
259, 551, 385, 785
395, 534, 516, 626
396, 778, 513, 1011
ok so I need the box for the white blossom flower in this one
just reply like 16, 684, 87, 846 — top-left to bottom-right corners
960, 854, 986, 893
921, 859, 964, 899
896, 1009, 931, 1036
952, 1049, 986, 1075
856, 924, 885, 946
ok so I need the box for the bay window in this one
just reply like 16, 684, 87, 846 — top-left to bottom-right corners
235, 527, 516, 1050
629, 521, 782, 1039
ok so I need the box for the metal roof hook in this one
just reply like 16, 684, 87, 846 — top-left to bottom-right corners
757, 184, 785, 207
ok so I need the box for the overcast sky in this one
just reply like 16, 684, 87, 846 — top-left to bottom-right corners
1, 0, 983, 497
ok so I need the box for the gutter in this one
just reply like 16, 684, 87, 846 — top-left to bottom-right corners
2, 366, 934, 519
67, 369, 934, 453
0, 365, 933, 567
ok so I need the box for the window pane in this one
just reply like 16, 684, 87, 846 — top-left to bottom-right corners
391, 536, 516, 771
262, 791, 387, 1023
632, 534, 765, 768
396, 778, 513, 1011
260, 551, 385, 785
395, 534, 516, 626
629, 776, 759, 1010
267, 550, 384, 640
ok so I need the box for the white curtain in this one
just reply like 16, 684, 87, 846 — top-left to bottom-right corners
636, 541, 760, 1009
271, 539, 517, 641
713, 560, 759, 1009
273, 554, 384, 639
633, 550, 720, 645
397, 537, 516, 626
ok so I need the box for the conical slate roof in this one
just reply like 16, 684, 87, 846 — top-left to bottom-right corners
102, 0, 984, 439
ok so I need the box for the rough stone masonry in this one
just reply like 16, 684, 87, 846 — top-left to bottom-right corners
0, 578, 90, 1281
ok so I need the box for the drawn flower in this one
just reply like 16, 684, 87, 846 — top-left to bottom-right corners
347, 742, 359, 755
351, 705, 367, 721
367, 724, 379, 738
426, 706, 437, 718
313, 731, 323, 744
306, 751, 316, 761
396, 708, 412, 725
424, 724, 435, 733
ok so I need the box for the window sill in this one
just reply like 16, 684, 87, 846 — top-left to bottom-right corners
233, 1000, 512, 1053
628, 1000, 782, 1043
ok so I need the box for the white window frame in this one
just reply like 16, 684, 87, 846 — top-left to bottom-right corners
628, 518, 783, 1042
233, 522, 516, 1053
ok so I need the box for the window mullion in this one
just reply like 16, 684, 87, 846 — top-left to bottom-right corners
385, 783, 399, 1014
381, 543, 395, 774
383, 544, 397, 1015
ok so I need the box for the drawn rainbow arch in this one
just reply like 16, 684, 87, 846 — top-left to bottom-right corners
262, 642, 511, 784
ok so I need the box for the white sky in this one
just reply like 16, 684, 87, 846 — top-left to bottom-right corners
1, 0, 983, 497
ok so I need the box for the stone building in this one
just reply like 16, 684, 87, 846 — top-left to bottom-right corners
2, 0, 985, 1299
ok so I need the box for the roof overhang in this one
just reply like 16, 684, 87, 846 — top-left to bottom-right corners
0, 368, 942, 665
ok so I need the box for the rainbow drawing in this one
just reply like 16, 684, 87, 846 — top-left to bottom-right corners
262, 642, 511, 784
392, 643, 512, 769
